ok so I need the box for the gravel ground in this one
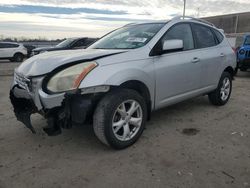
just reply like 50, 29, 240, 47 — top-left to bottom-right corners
0, 70, 250, 188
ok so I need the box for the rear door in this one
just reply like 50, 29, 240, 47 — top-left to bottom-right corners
191, 23, 223, 87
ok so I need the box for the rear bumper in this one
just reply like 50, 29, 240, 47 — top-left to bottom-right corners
10, 85, 97, 136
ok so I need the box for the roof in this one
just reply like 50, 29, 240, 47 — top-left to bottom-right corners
0, 41, 20, 44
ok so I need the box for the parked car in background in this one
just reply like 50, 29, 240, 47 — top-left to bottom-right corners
23, 44, 36, 58
10, 16, 236, 149
31, 37, 97, 56
0, 42, 27, 62
237, 35, 250, 72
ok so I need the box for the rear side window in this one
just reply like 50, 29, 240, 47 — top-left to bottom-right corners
213, 29, 224, 43
192, 24, 216, 48
162, 23, 194, 50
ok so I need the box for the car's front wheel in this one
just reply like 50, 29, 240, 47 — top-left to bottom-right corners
93, 88, 147, 149
208, 72, 232, 106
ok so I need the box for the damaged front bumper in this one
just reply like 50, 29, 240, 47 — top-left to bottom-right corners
10, 72, 108, 136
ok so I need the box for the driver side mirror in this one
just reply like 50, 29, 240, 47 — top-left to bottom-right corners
162, 39, 184, 52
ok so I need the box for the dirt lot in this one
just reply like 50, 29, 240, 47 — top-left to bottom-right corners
0, 65, 250, 188
0, 60, 20, 76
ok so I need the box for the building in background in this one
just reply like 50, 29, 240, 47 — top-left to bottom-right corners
203, 12, 250, 47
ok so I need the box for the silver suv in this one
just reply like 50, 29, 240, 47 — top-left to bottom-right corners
10, 16, 236, 149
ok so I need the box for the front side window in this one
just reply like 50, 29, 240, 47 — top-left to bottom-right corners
73, 39, 87, 48
161, 23, 194, 50
89, 23, 165, 49
192, 24, 216, 48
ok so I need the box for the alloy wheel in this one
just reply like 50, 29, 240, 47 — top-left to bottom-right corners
112, 100, 143, 141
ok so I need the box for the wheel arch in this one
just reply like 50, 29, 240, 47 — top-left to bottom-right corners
223, 66, 234, 79
113, 80, 152, 120
13, 52, 24, 57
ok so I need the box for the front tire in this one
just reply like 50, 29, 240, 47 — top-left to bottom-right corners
208, 72, 232, 106
93, 89, 147, 149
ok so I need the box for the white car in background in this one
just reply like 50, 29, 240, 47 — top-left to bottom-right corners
0, 42, 27, 62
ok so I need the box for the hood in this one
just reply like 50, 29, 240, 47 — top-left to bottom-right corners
33, 46, 63, 52
17, 49, 127, 76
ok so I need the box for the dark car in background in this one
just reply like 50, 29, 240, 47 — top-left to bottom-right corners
31, 37, 98, 56
23, 44, 36, 58
237, 35, 250, 71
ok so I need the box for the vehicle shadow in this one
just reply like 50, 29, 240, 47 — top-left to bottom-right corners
235, 71, 250, 79
31, 96, 211, 151
0, 59, 26, 63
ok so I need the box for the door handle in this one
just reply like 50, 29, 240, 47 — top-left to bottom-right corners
220, 53, 225, 57
191, 57, 200, 63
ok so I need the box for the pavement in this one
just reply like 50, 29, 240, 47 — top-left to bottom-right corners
0, 61, 250, 188
0, 60, 20, 76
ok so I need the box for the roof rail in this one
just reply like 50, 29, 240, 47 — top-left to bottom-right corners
172, 16, 215, 27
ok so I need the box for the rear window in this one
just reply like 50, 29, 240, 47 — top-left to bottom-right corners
192, 23, 216, 48
213, 29, 224, 43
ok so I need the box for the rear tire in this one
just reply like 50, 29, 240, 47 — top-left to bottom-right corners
93, 89, 147, 149
240, 67, 247, 71
234, 67, 238, 75
208, 72, 232, 106
12, 53, 24, 62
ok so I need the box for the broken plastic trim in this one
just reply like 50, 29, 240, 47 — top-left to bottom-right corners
10, 87, 37, 134
10, 86, 103, 136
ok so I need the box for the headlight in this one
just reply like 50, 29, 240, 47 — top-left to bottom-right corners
47, 61, 97, 92
239, 49, 245, 55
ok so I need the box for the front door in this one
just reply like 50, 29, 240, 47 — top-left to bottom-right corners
153, 23, 202, 109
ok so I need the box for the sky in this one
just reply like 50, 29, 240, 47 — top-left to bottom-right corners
0, 0, 249, 39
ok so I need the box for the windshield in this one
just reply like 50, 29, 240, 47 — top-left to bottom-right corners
56, 38, 75, 48
89, 23, 165, 49
244, 36, 250, 45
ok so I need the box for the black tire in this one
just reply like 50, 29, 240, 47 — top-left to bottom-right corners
234, 67, 238, 76
13, 53, 24, 62
240, 67, 247, 71
93, 88, 147, 149
208, 72, 232, 106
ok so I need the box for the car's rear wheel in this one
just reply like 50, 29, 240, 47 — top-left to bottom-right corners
240, 67, 247, 71
208, 72, 232, 106
93, 88, 147, 149
12, 53, 24, 62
